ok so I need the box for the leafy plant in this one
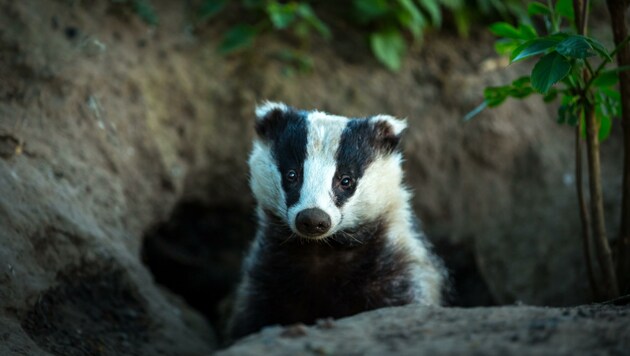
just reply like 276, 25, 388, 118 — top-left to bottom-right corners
200, 1, 331, 57
466, 0, 630, 300
195, 0, 527, 71
350, 0, 442, 70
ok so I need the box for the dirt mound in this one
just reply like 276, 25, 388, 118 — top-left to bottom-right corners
218, 304, 630, 355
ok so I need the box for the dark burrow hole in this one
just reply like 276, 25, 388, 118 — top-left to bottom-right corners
432, 238, 497, 307
141, 201, 255, 339
141, 201, 496, 343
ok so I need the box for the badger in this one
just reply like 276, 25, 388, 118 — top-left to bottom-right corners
228, 102, 447, 340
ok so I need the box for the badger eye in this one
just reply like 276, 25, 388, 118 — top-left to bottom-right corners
286, 170, 298, 182
339, 175, 354, 189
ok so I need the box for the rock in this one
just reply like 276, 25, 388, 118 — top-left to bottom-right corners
218, 304, 630, 355
0, 1, 218, 354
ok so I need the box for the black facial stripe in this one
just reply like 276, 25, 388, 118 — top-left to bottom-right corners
334, 119, 378, 207
269, 110, 309, 208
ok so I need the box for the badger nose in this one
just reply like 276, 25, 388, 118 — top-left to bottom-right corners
296, 208, 331, 236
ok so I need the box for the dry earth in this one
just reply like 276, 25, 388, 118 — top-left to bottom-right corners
219, 304, 630, 356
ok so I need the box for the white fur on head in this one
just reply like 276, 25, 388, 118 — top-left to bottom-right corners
249, 106, 410, 240
286, 111, 347, 237
337, 152, 407, 231
255, 101, 288, 120
371, 114, 407, 136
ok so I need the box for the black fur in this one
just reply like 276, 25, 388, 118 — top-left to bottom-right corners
333, 118, 404, 207
229, 213, 416, 340
256, 107, 309, 208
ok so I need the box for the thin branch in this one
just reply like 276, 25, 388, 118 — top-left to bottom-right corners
584, 104, 620, 299
576, 122, 599, 299
575, 0, 620, 299
606, 0, 630, 294
593, 36, 630, 83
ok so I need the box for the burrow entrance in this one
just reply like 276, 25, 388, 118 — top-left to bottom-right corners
141, 201, 255, 333
141, 200, 496, 341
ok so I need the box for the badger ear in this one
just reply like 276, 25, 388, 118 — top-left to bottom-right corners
254, 101, 289, 140
371, 115, 407, 152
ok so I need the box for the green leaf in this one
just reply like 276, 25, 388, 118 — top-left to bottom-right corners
596, 89, 621, 120
592, 70, 619, 87
556, 35, 595, 59
507, 77, 535, 98
527, 2, 551, 16
397, 0, 426, 38
495, 38, 522, 56
218, 25, 257, 54
370, 30, 407, 71
512, 76, 531, 88
484, 86, 510, 107
198, 0, 227, 23
531, 51, 572, 93
599, 115, 612, 141
296, 4, 332, 39
558, 95, 580, 125
490, 22, 523, 39
511, 35, 563, 63
353, 0, 390, 22
242, 0, 264, 9
441, 0, 463, 10
543, 89, 559, 102
585, 37, 612, 61
452, 8, 470, 38
132, 0, 158, 25
555, 0, 574, 21
557, 104, 568, 124
267, 2, 298, 29
518, 24, 538, 40
418, 0, 442, 26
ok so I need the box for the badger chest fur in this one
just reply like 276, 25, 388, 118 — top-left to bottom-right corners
228, 102, 447, 339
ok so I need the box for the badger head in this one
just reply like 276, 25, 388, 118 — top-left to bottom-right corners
249, 101, 408, 240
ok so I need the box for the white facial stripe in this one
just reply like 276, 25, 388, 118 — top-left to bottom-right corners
249, 141, 286, 217
288, 111, 347, 235
338, 153, 406, 230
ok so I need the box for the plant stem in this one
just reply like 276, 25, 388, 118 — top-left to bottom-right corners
576, 122, 599, 299
606, 0, 630, 294
574, 0, 619, 300
584, 104, 620, 299
572, 0, 599, 298
572, 0, 588, 35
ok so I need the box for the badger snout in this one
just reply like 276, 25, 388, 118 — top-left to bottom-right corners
295, 208, 331, 236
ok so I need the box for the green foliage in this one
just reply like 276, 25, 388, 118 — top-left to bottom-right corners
112, 0, 158, 25
208, 1, 331, 58
531, 51, 571, 93
466, 0, 629, 141
192, 0, 528, 71
370, 29, 407, 71
350, 0, 441, 70
197, 0, 228, 23
131, 0, 158, 25
218, 24, 257, 53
